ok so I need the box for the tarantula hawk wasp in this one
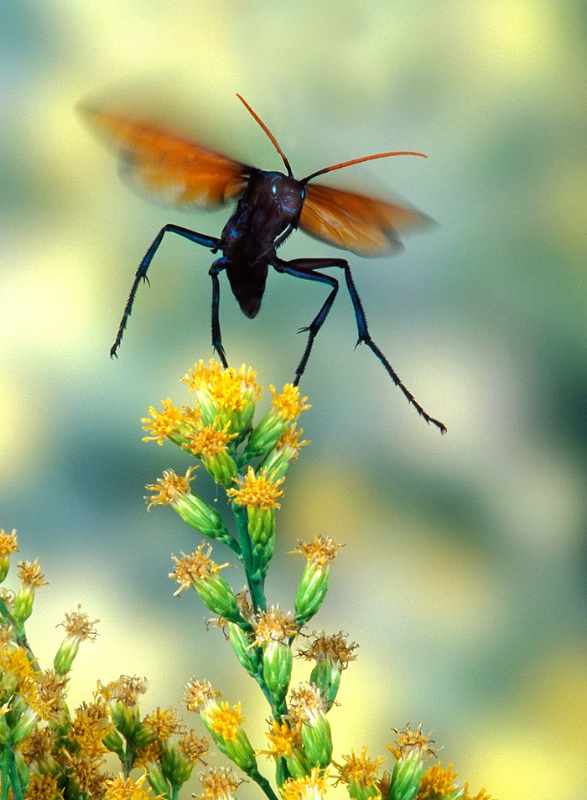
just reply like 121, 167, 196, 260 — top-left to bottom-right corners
82, 94, 446, 432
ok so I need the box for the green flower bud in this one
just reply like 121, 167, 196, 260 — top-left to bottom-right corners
194, 574, 242, 622
309, 659, 342, 711
390, 753, 425, 800
146, 763, 170, 797
228, 623, 261, 677
11, 705, 39, 745
53, 636, 81, 675
110, 701, 141, 739
202, 450, 238, 488
301, 714, 333, 769
263, 640, 293, 701
294, 562, 329, 625
220, 727, 258, 774
102, 728, 125, 756
161, 742, 194, 786
174, 493, 231, 540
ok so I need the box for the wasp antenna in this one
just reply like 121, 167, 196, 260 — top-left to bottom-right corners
236, 94, 293, 177
302, 150, 427, 184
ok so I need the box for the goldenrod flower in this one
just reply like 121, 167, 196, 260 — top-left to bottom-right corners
142, 398, 191, 445
201, 701, 257, 773
227, 467, 285, 511
101, 675, 147, 743
259, 424, 310, 480
169, 546, 242, 622
280, 767, 329, 800
184, 678, 221, 714
387, 724, 436, 800
227, 467, 285, 567
69, 698, 111, 760
13, 558, 47, 625
261, 719, 310, 780
183, 360, 260, 440
198, 767, 243, 800
53, 607, 98, 675
245, 384, 310, 459
416, 762, 458, 799
288, 683, 332, 769
336, 747, 385, 800
143, 706, 181, 741
183, 419, 239, 487
0, 529, 18, 584
253, 607, 297, 703
146, 468, 232, 543
291, 535, 341, 626
297, 631, 357, 709
105, 775, 152, 800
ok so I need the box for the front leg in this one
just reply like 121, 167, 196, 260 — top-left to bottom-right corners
274, 256, 446, 433
209, 258, 229, 368
111, 224, 219, 357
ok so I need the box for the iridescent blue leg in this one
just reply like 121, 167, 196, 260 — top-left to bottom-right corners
110, 224, 219, 357
274, 256, 446, 433
209, 258, 229, 368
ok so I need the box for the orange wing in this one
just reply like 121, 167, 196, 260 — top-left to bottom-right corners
300, 182, 428, 257
81, 107, 249, 208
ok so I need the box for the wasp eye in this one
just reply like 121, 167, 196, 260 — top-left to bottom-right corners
271, 181, 278, 195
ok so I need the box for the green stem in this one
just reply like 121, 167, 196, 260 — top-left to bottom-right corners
247, 768, 279, 800
231, 503, 266, 612
0, 598, 40, 672
7, 749, 23, 800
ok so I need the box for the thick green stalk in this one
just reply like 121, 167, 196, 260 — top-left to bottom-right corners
231, 503, 267, 612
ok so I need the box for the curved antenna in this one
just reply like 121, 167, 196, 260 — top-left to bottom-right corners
236, 94, 293, 177
302, 150, 427, 184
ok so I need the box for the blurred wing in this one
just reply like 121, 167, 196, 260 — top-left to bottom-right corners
82, 107, 249, 208
300, 182, 428, 257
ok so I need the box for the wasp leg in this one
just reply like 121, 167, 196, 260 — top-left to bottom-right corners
274, 256, 446, 433
209, 258, 229, 368
111, 224, 219, 357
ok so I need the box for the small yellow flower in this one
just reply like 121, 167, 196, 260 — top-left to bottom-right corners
387, 723, 436, 761
145, 467, 197, 508
184, 419, 237, 458
184, 678, 221, 713
170, 544, 228, 594
227, 467, 284, 510
298, 631, 358, 668
105, 775, 152, 800
142, 398, 191, 445
280, 767, 329, 800
0, 530, 18, 555
143, 706, 181, 740
100, 675, 148, 706
416, 762, 458, 799
178, 730, 210, 764
336, 746, 386, 790
183, 360, 260, 435
203, 701, 244, 742
25, 773, 62, 800
198, 767, 243, 800
253, 607, 298, 646
69, 698, 111, 760
0, 529, 18, 584
262, 719, 302, 760
269, 384, 311, 421
245, 387, 310, 458
291, 535, 341, 569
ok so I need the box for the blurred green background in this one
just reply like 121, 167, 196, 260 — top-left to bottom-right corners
2, 1, 587, 797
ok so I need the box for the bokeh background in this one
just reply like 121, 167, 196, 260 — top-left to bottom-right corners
2, 1, 587, 797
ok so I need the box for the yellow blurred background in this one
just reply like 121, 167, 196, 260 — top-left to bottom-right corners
2, 1, 587, 798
